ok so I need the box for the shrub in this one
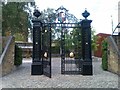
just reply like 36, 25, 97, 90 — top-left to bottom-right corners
102, 40, 108, 70
14, 45, 22, 66
51, 46, 60, 54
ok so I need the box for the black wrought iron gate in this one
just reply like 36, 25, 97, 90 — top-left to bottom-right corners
60, 23, 82, 74
31, 8, 93, 78
42, 23, 52, 78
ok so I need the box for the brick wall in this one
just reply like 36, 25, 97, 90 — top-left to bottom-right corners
94, 33, 110, 57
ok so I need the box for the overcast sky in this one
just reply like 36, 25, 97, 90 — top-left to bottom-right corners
35, 0, 119, 34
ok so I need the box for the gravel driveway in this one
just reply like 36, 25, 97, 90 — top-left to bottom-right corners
1, 57, 119, 89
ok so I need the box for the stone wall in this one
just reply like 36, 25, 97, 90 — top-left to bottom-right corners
0, 36, 2, 55
107, 36, 120, 75
112, 35, 120, 50
0, 36, 15, 76
118, 1, 120, 33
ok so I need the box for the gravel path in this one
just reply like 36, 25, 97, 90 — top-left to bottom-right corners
1, 57, 119, 88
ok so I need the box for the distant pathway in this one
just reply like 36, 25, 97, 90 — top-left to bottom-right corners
1, 57, 119, 88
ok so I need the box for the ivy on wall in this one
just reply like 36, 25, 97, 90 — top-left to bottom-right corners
14, 45, 22, 66
102, 39, 108, 70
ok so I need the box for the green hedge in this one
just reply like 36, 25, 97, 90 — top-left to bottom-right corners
102, 40, 108, 70
51, 46, 60, 54
14, 45, 22, 66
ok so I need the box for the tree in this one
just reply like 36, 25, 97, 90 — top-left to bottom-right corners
67, 26, 98, 57
38, 8, 79, 41
39, 8, 56, 23
36, 7, 98, 56
2, 2, 29, 41
91, 28, 99, 52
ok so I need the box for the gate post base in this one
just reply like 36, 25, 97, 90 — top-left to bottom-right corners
81, 62, 93, 75
31, 62, 43, 75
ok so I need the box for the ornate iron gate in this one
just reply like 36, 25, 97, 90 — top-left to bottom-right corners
42, 23, 52, 78
60, 23, 82, 74
31, 7, 93, 78
41, 22, 82, 75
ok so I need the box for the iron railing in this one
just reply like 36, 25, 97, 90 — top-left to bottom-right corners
112, 22, 120, 35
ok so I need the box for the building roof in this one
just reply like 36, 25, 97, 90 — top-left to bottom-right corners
96, 33, 111, 36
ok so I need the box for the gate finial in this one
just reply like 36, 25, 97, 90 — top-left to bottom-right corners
82, 9, 90, 19
33, 9, 41, 18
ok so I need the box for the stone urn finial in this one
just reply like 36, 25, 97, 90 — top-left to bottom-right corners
33, 9, 41, 18
82, 9, 90, 19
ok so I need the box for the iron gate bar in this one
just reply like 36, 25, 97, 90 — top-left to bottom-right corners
41, 23, 81, 28
49, 23, 52, 78
61, 23, 65, 74
65, 59, 79, 64
63, 71, 81, 75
